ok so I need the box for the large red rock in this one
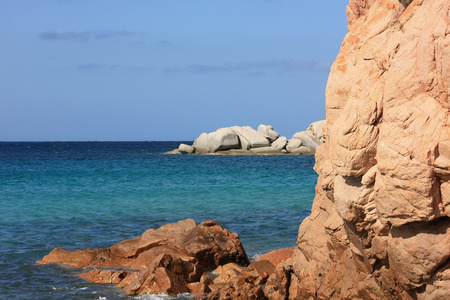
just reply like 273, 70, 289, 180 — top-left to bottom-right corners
212, 263, 245, 285
264, 258, 293, 300
37, 219, 249, 297
80, 269, 131, 284
180, 220, 249, 268
37, 219, 248, 271
288, 0, 450, 298
36, 247, 131, 268
129, 267, 189, 296
124, 253, 194, 295
208, 261, 275, 299
256, 247, 295, 267
241, 260, 275, 285
208, 275, 267, 300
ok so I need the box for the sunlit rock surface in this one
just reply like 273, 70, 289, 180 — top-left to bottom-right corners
289, 0, 450, 298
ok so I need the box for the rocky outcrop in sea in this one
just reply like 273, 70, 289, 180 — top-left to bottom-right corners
166, 120, 325, 155
37, 219, 295, 299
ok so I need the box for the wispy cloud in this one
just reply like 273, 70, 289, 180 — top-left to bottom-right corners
39, 30, 143, 42
179, 59, 331, 74
75, 59, 329, 75
77, 63, 153, 71
77, 63, 120, 70
243, 71, 268, 78
158, 40, 174, 46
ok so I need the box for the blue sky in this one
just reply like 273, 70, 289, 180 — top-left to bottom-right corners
0, 1, 349, 141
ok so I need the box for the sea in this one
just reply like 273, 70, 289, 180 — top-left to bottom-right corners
0, 141, 318, 300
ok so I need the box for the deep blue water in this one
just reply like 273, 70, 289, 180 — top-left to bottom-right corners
0, 142, 317, 299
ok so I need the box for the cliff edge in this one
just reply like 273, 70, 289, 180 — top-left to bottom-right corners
285, 0, 449, 299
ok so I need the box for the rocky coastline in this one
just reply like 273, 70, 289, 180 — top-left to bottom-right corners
166, 121, 325, 155
37, 0, 450, 299
37, 219, 295, 299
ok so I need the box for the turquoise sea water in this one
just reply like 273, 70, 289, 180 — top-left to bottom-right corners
0, 142, 317, 299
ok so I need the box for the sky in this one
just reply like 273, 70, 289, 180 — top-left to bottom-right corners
0, 1, 349, 141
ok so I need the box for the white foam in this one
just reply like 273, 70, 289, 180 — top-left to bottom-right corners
251, 253, 262, 261
135, 292, 193, 300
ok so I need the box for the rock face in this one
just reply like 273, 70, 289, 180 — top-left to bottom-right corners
168, 121, 325, 155
288, 0, 450, 299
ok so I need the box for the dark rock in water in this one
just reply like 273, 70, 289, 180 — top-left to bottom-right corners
80, 269, 130, 284
36, 247, 132, 269
37, 219, 248, 270
181, 220, 249, 268
37, 219, 253, 297
37, 219, 297, 298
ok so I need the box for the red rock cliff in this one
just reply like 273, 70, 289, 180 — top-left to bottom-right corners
289, 0, 450, 299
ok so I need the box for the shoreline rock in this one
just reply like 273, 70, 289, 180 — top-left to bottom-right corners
37, 219, 295, 299
166, 120, 325, 155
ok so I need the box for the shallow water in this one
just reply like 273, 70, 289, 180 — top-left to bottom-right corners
0, 142, 317, 299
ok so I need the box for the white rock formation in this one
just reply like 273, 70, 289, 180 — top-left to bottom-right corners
192, 128, 240, 153
291, 131, 319, 151
271, 136, 287, 150
231, 126, 271, 149
192, 133, 209, 154
168, 121, 325, 155
178, 143, 195, 154
287, 121, 326, 154
286, 138, 301, 152
207, 128, 240, 152
257, 124, 280, 143
306, 120, 326, 144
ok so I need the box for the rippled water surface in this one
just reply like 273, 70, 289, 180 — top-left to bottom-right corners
0, 142, 317, 299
